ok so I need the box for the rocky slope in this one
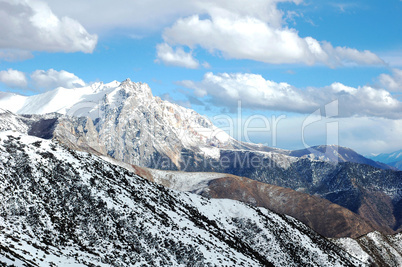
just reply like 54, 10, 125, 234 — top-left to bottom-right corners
0, 131, 364, 266
0, 108, 394, 239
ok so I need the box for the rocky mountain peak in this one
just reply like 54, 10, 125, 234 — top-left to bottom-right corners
119, 78, 153, 99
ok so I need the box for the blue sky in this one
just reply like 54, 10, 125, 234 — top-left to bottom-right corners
0, 0, 401, 155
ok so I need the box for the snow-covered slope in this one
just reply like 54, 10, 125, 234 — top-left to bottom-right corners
0, 132, 364, 266
332, 232, 402, 266
0, 81, 120, 116
0, 79, 231, 144
0, 108, 29, 133
370, 150, 402, 164
1, 80, 400, 239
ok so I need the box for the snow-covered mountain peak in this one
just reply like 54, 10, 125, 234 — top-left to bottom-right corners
0, 79, 154, 118
119, 79, 153, 99
0, 79, 239, 168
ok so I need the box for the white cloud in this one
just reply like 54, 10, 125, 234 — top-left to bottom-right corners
331, 45, 383, 66
202, 62, 211, 68
180, 72, 402, 119
43, 0, 300, 31
163, 15, 383, 66
155, 43, 200, 69
182, 72, 316, 112
378, 69, 402, 92
0, 69, 27, 88
31, 69, 86, 90
0, 0, 97, 55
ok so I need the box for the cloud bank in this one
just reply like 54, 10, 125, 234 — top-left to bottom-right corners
180, 72, 402, 119
39, 0, 383, 67
162, 14, 383, 67
43, 0, 298, 31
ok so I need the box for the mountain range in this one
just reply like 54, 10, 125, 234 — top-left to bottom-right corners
1, 80, 400, 234
1, 79, 402, 266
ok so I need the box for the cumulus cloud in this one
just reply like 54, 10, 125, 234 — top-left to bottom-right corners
180, 72, 402, 119
182, 72, 315, 112
0, 0, 97, 55
0, 69, 28, 88
378, 69, 402, 92
163, 15, 383, 67
155, 43, 200, 69
31, 69, 86, 90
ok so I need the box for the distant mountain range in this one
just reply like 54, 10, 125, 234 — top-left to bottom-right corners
369, 150, 402, 170
289, 145, 393, 170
